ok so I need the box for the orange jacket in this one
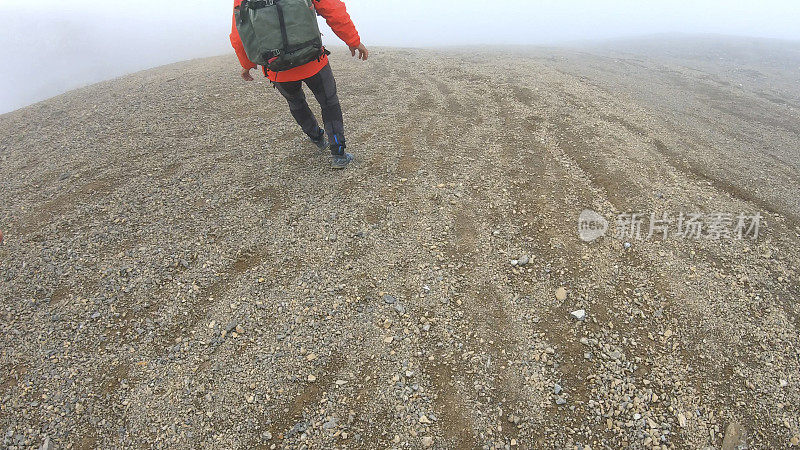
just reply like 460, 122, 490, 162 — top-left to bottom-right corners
230, 0, 361, 82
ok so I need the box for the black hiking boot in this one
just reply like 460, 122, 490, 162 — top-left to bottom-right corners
309, 128, 328, 151
331, 146, 354, 170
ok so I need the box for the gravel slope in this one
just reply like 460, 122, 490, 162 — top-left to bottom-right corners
1, 38, 799, 449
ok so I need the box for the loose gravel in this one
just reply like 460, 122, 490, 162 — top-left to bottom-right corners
1, 38, 799, 449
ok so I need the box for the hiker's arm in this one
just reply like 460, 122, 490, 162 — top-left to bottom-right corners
230, 5, 257, 77
314, 0, 362, 49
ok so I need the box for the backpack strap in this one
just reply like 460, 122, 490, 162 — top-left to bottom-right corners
274, 1, 291, 54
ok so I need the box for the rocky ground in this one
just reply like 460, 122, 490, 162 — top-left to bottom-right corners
1, 37, 799, 449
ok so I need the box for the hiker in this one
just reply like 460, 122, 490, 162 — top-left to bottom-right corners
230, 0, 368, 169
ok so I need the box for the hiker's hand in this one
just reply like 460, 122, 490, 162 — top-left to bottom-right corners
350, 43, 369, 61
241, 68, 254, 81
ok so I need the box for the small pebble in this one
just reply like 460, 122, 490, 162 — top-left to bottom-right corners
571, 309, 586, 321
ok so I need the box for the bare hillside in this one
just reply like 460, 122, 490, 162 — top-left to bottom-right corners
1, 38, 799, 449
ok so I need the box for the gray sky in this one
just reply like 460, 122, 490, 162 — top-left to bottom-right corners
1, 0, 800, 114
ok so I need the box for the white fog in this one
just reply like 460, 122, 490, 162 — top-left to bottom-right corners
1, 0, 799, 113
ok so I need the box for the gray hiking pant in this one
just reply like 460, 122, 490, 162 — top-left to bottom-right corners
273, 63, 346, 154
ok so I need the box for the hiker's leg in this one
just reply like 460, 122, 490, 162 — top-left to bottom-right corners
304, 64, 345, 152
273, 80, 321, 139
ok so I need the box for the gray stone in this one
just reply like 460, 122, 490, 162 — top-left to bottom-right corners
322, 418, 338, 430
722, 422, 744, 450
40, 437, 54, 450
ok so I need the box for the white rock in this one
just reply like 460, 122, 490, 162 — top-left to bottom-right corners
571, 309, 586, 321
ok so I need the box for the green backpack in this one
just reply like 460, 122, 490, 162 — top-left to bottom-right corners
235, 0, 325, 72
